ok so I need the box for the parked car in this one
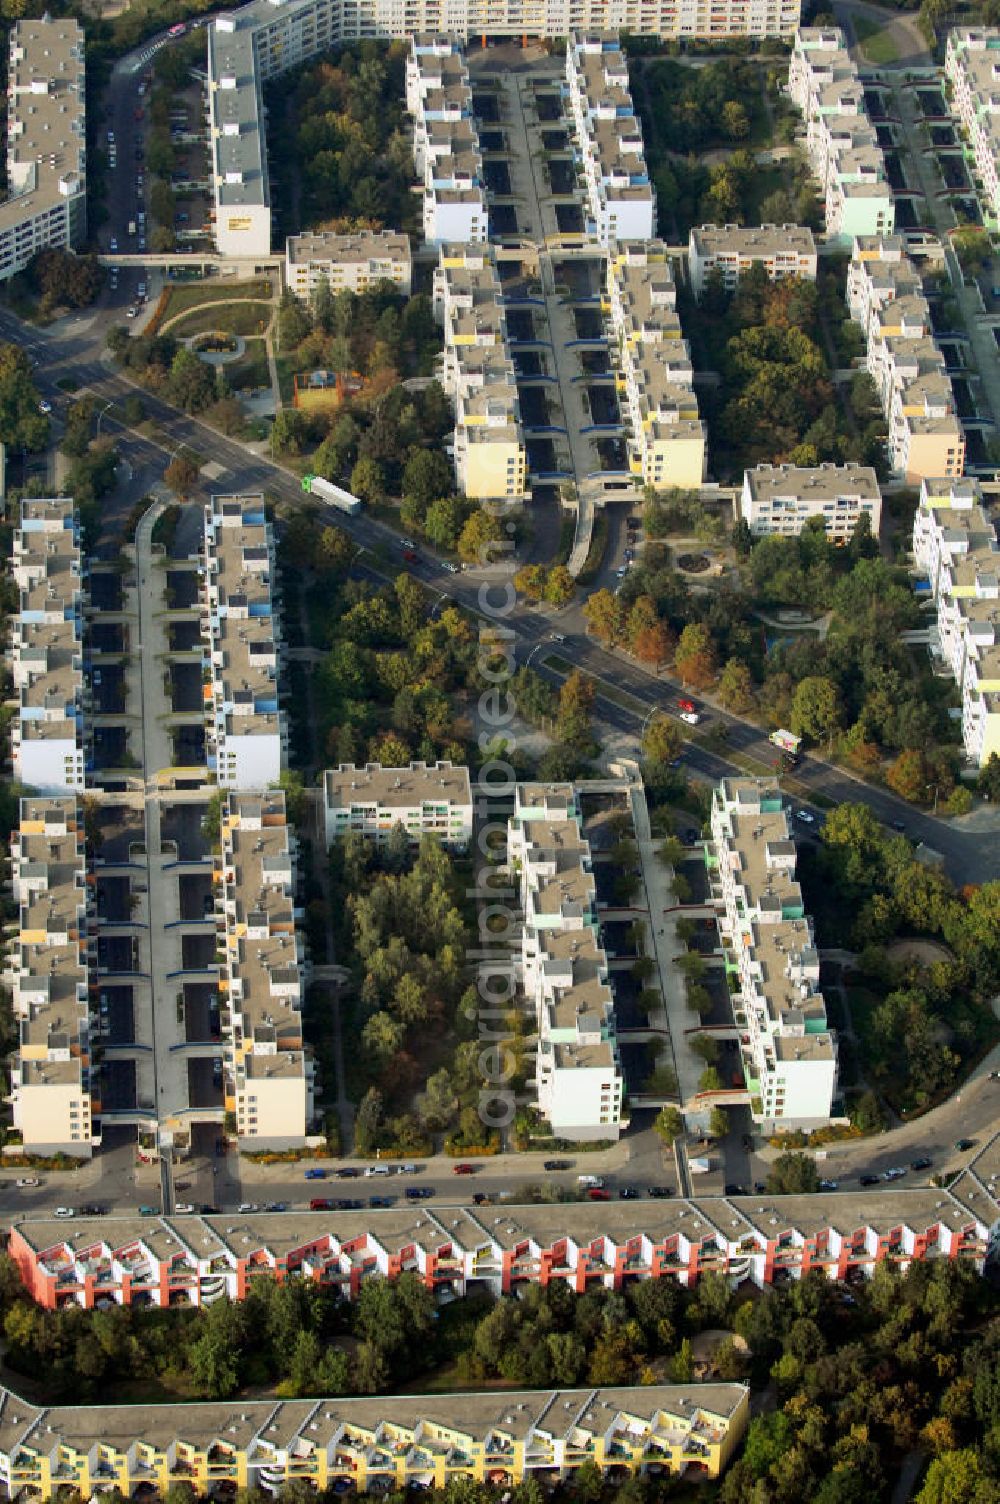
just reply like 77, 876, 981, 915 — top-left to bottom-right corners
365, 1165, 390, 1177
237, 1202, 260, 1214
405, 1187, 434, 1200
138, 1205, 158, 1216
679, 711, 700, 726
577, 1174, 603, 1187
54, 1206, 75, 1218
883, 1167, 906, 1181
859, 1174, 880, 1186
175, 1203, 195, 1214
335, 1198, 362, 1210
452, 1162, 476, 1175
647, 1185, 674, 1198
309, 1197, 333, 1211
265, 1201, 287, 1212
818, 1179, 839, 1192
304, 1167, 327, 1180
336, 1167, 361, 1178
472, 1192, 491, 1205
723, 1183, 747, 1197
618, 1186, 639, 1199
15, 1177, 39, 1188
81, 1203, 106, 1215
369, 1196, 394, 1208
955, 1138, 977, 1151
543, 1159, 571, 1171
587, 1187, 611, 1201
795, 809, 816, 825
38, 399, 52, 414
911, 1157, 933, 1171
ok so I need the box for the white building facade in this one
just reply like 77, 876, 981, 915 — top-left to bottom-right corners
688, 224, 818, 298
566, 35, 655, 246
708, 779, 838, 1130
741, 463, 881, 541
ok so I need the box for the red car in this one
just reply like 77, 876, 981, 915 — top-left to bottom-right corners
309, 1197, 333, 1210
402, 548, 418, 563
452, 1162, 476, 1175
678, 698, 696, 714
588, 1187, 611, 1201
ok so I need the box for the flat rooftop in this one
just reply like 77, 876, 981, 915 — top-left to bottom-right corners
3, 18, 85, 230
325, 761, 472, 812
746, 462, 880, 505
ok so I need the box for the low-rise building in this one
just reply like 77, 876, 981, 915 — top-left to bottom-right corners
3, 797, 93, 1158
9, 1143, 996, 1310
740, 463, 881, 541
9, 497, 85, 795
508, 783, 625, 1139
945, 29, 1000, 230
0, 19, 86, 283
788, 29, 894, 242
285, 231, 412, 299
912, 476, 1000, 766
217, 789, 313, 1148
566, 34, 655, 246
0, 1381, 749, 1497
605, 241, 705, 491
434, 244, 527, 502
688, 224, 818, 298
323, 762, 473, 850
202, 495, 287, 790
707, 779, 838, 1129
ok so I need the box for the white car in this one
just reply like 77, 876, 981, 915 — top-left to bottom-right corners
15, 1176, 39, 1188
38, 399, 52, 415
365, 1165, 390, 1177
679, 711, 700, 726
237, 1202, 260, 1214
882, 1167, 906, 1181
577, 1174, 603, 1187
794, 809, 816, 825
174, 1202, 195, 1214
54, 1206, 75, 1218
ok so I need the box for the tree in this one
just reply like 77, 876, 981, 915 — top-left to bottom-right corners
544, 565, 575, 608
722, 99, 750, 139
458, 507, 504, 566
766, 1151, 819, 1195
350, 457, 385, 505
167, 347, 216, 413
555, 671, 594, 753
583, 588, 627, 646
642, 713, 682, 766
698, 1066, 722, 1092
978, 752, 1000, 803
886, 748, 929, 804
354, 1086, 383, 1156
674, 622, 717, 688
654, 1106, 684, 1143
709, 1106, 729, 1138
718, 656, 756, 713
423, 495, 466, 552
916, 1449, 995, 1504
791, 675, 841, 746
632, 620, 674, 670
403, 449, 453, 508
164, 454, 199, 495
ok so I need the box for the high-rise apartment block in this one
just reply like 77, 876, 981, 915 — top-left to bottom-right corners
788, 29, 894, 242
912, 477, 1000, 767
707, 779, 838, 1129
605, 242, 706, 491
10, 498, 85, 796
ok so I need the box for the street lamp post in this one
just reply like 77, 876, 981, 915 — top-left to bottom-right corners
926, 782, 941, 816
95, 399, 116, 437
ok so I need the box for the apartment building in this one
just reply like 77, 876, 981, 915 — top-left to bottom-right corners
605, 241, 706, 490
507, 783, 624, 1139
788, 29, 894, 242
406, 36, 488, 245
848, 236, 965, 481
3, 798, 93, 1158
740, 463, 881, 541
323, 761, 473, 850
688, 224, 818, 298
285, 231, 412, 299
945, 29, 1000, 230
912, 476, 1000, 766
217, 790, 313, 1148
0, 1383, 749, 1498
566, 35, 655, 246
707, 779, 838, 1129
433, 244, 527, 502
11, 1143, 996, 1309
201, 496, 287, 790
0, 19, 86, 283
10, 497, 85, 796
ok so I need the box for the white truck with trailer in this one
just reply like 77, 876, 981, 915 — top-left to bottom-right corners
302, 473, 361, 515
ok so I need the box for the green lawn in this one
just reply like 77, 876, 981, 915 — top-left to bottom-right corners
222, 340, 271, 392
852, 14, 900, 65
165, 301, 273, 340
159, 278, 273, 325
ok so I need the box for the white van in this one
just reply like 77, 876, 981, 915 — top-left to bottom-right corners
577, 1174, 604, 1187
365, 1164, 390, 1177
